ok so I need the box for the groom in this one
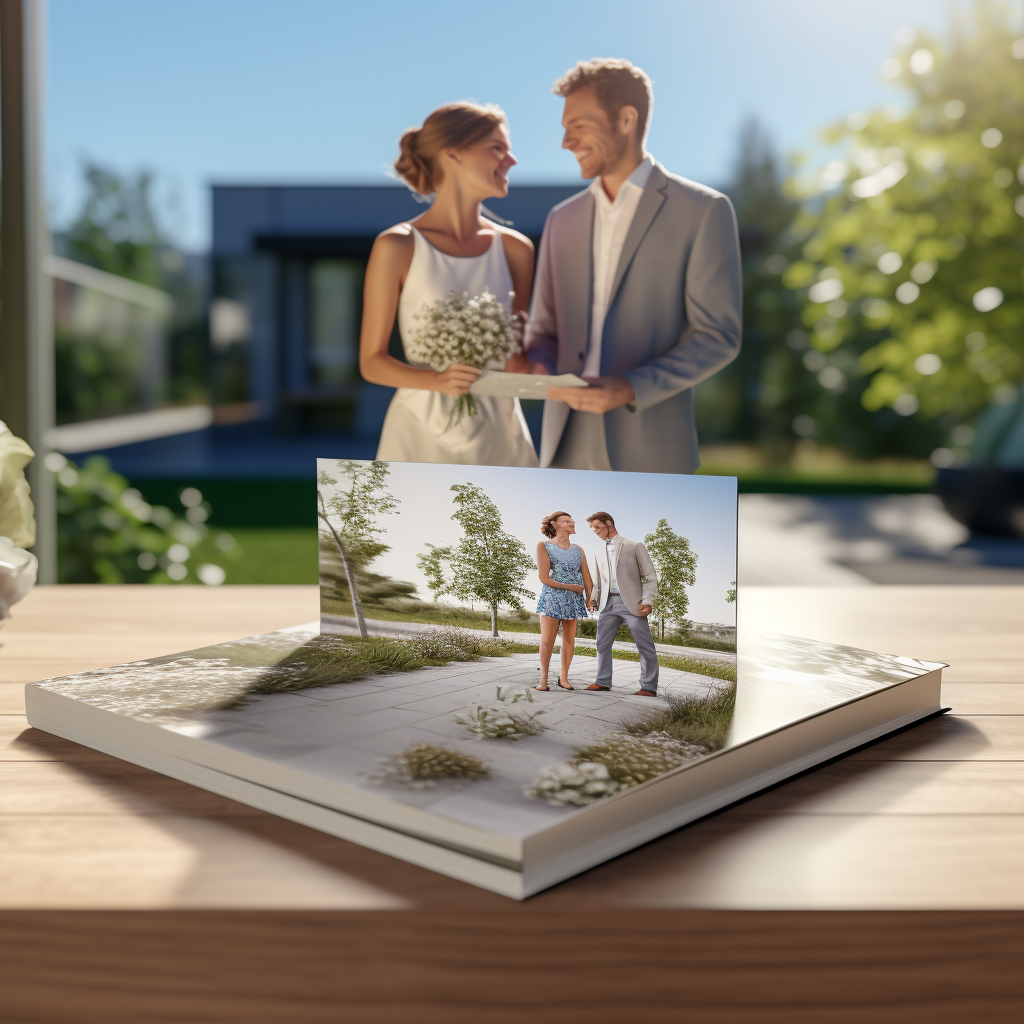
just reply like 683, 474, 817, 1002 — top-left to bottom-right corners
585, 512, 660, 696
524, 59, 742, 474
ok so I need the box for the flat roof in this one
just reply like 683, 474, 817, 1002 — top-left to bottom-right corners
211, 183, 584, 256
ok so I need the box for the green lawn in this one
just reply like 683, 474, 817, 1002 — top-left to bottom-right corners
696, 445, 934, 494
221, 528, 319, 584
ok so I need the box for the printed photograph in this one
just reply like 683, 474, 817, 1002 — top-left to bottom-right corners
31, 461, 738, 838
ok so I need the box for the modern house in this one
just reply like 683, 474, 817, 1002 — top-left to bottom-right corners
208, 183, 581, 437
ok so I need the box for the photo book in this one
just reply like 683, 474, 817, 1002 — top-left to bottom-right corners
25, 460, 945, 899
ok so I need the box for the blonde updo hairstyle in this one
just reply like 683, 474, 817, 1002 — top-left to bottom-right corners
394, 101, 508, 195
541, 511, 572, 539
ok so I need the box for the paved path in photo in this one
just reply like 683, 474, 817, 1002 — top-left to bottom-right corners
195, 650, 731, 839
320, 613, 736, 663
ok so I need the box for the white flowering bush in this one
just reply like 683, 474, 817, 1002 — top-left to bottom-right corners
526, 731, 712, 807
407, 288, 523, 426
526, 761, 621, 806
454, 703, 546, 740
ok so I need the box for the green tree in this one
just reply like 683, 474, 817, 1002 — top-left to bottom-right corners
643, 519, 698, 641
418, 483, 534, 637
317, 461, 399, 638
726, 581, 736, 604
786, 2, 1024, 458
66, 163, 164, 287
698, 118, 810, 457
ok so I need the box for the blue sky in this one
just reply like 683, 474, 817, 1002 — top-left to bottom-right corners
318, 460, 738, 625
45, 0, 999, 251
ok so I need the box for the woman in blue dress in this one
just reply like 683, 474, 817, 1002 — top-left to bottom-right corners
534, 511, 593, 691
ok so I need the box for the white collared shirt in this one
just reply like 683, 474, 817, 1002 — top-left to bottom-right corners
604, 535, 623, 594
584, 154, 656, 379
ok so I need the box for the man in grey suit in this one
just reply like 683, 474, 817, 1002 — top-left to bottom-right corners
524, 58, 742, 474
585, 511, 660, 696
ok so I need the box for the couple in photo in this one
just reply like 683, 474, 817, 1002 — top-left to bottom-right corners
360, 57, 743, 475
534, 510, 660, 697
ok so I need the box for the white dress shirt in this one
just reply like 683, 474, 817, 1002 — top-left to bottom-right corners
604, 535, 623, 594
583, 154, 656, 379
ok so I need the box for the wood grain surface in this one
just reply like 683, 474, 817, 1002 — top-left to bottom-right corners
2, 584, 1023, 1021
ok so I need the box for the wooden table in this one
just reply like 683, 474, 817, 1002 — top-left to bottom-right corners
2, 585, 1023, 1021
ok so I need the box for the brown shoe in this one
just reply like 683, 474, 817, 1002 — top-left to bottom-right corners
632, 690, 658, 697
584, 684, 611, 691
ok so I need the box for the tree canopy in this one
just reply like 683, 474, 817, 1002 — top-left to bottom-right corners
786, 3, 1024, 459
642, 519, 697, 640
418, 483, 534, 637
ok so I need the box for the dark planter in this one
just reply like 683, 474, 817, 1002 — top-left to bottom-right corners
935, 467, 1024, 537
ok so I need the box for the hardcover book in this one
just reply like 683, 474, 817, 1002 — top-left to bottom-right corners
25, 461, 944, 898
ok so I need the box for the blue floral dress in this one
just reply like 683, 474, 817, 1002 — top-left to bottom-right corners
536, 543, 589, 620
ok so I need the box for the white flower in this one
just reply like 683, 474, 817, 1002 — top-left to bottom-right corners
0, 421, 36, 550
0, 535, 37, 621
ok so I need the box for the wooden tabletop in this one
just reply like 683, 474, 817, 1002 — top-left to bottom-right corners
3, 584, 1023, 1021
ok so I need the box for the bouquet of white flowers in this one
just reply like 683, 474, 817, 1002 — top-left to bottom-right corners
407, 288, 523, 427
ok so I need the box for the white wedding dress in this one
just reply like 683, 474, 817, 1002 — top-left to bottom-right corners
375, 226, 538, 467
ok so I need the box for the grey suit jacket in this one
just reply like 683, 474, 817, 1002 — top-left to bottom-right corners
524, 162, 742, 474
592, 536, 659, 615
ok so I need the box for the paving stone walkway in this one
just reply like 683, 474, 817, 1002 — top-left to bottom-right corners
193, 651, 730, 839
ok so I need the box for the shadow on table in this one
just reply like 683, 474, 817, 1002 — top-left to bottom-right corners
14, 712, 987, 908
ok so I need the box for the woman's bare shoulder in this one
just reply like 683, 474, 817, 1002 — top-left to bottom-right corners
497, 225, 535, 256
374, 222, 416, 249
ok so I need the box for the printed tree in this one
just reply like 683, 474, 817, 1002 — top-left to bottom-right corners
643, 519, 698, 641
317, 460, 399, 638
418, 483, 534, 637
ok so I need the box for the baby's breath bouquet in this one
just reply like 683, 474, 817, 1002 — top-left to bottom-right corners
407, 288, 523, 427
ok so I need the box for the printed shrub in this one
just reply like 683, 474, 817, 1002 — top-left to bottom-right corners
454, 704, 547, 740
372, 743, 490, 789
526, 762, 621, 806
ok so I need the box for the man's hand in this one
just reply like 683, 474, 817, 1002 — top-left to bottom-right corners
638, 603, 652, 617
548, 376, 635, 413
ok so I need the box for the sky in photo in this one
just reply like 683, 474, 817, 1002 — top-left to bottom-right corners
318, 460, 738, 625
45, 0, 998, 250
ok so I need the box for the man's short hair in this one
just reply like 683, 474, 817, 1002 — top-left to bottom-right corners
587, 511, 615, 527
552, 59, 652, 142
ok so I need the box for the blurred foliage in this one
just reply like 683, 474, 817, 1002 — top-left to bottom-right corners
700, 2, 1024, 465
51, 453, 240, 584
60, 160, 209, 409
699, 119, 811, 459
784, 1, 1024, 460
66, 165, 164, 287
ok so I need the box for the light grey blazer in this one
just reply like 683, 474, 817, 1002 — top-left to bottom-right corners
591, 536, 659, 615
524, 161, 742, 474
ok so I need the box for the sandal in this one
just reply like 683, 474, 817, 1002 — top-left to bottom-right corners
557, 678, 574, 691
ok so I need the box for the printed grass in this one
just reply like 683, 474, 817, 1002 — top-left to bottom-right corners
622, 683, 737, 751
233, 628, 529, 707
321, 597, 543, 634
569, 646, 737, 684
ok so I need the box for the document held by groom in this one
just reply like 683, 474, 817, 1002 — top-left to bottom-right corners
525, 58, 742, 474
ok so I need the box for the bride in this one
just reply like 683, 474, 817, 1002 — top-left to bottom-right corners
359, 101, 538, 467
